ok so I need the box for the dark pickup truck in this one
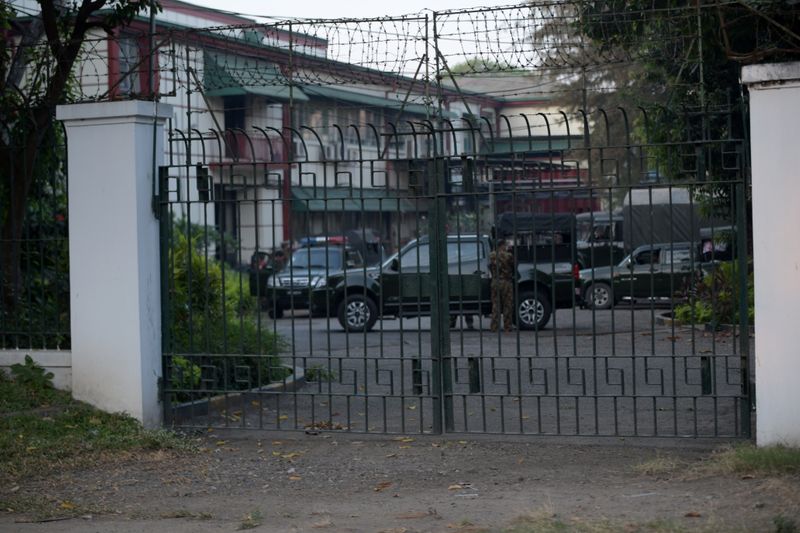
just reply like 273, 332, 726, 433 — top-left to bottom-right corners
310, 213, 582, 332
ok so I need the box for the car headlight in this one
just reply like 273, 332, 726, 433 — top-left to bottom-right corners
314, 276, 327, 289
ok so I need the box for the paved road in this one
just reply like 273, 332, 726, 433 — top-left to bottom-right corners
173, 307, 754, 439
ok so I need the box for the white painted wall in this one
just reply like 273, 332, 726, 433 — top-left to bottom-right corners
497, 105, 584, 139
0, 350, 72, 391
57, 100, 173, 429
742, 62, 800, 447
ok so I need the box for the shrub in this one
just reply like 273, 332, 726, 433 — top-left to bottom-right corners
10, 355, 54, 392
166, 223, 286, 400
674, 261, 753, 327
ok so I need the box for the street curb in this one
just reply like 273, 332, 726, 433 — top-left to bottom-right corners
168, 365, 306, 423
655, 312, 754, 336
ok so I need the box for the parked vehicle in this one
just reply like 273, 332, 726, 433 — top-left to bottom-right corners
311, 213, 581, 332
575, 211, 626, 269
250, 231, 387, 318
299, 230, 387, 268
580, 241, 704, 309
253, 240, 366, 318
248, 248, 287, 304
576, 188, 724, 269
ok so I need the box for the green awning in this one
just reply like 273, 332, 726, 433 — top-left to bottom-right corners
291, 187, 417, 213
482, 136, 574, 155
203, 52, 309, 102
303, 85, 446, 118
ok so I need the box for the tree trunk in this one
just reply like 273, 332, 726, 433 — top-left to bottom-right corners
0, 133, 39, 315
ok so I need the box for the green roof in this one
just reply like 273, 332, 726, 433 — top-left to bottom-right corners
292, 187, 416, 213
482, 137, 575, 155
302, 86, 441, 118
203, 52, 309, 102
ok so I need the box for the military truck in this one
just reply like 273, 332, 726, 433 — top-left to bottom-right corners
576, 188, 719, 269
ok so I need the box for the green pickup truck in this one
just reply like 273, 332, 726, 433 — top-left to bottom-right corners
580, 241, 706, 309
310, 214, 582, 332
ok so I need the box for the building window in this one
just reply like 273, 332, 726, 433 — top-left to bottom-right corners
224, 95, 246, 129
117, 37, 140, 95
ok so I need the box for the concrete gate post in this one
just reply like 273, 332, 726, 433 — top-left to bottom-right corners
57, 101, 173, 428
742, 62, 800, 446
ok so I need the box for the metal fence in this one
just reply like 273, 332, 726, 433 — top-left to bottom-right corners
2, 1, 760, 437
160, 105, 752, 438
0, 125, 70, 351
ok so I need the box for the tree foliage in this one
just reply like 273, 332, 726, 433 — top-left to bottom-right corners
167, 223, 286, 398
572, 1, 799, 142
0, 0, 155, 314
538, 1, 798, 220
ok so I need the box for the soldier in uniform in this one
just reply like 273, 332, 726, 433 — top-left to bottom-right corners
489, 239, 515, 332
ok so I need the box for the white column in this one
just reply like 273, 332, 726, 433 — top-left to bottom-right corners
742, 62, 800, 446
57, 101, 173, 428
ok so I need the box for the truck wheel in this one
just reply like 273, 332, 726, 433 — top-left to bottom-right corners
516, 290, 552, 330
337, 294, 377, 332
268, 306, 284, 319
586, 282, 613, 310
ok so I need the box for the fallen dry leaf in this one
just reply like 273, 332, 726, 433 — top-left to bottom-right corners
281, 452, 302, 460
685, 511, 702, 518
288, 476, 302, 481
59, 501, 75, 510
374, 481, 393, 492
448, 484, 463, 490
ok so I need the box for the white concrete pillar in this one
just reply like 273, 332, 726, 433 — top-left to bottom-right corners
57, 101, 173, 428
742, 62, 800, 446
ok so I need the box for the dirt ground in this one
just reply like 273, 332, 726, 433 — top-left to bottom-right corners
2, 432, 799, 533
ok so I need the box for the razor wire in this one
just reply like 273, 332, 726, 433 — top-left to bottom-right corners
5, 1, 798, 104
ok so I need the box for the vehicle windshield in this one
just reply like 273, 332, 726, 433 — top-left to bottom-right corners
289, 247, 363, 270
577, 220, 612, 243
577, 220, 593, 242
381, 251, 399, 270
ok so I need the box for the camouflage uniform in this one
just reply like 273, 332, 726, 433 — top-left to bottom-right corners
489, 246, 515, 332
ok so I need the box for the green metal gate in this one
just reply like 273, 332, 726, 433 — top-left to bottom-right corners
149, 2, 753, 438
155, 5, 753, 438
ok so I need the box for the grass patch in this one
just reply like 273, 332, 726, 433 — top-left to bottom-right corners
0, 373, 195, 481
0, 371, 64, 413
705, 444, 800, 476
0, 493, 112, 521
239, 510, 263, 530
634, 455, 686, 477
505, 513, 730, 533
773, 515, 799, 533
635, 444, 800, 479
304, 364, 336, 383
160, 509, 214, 520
